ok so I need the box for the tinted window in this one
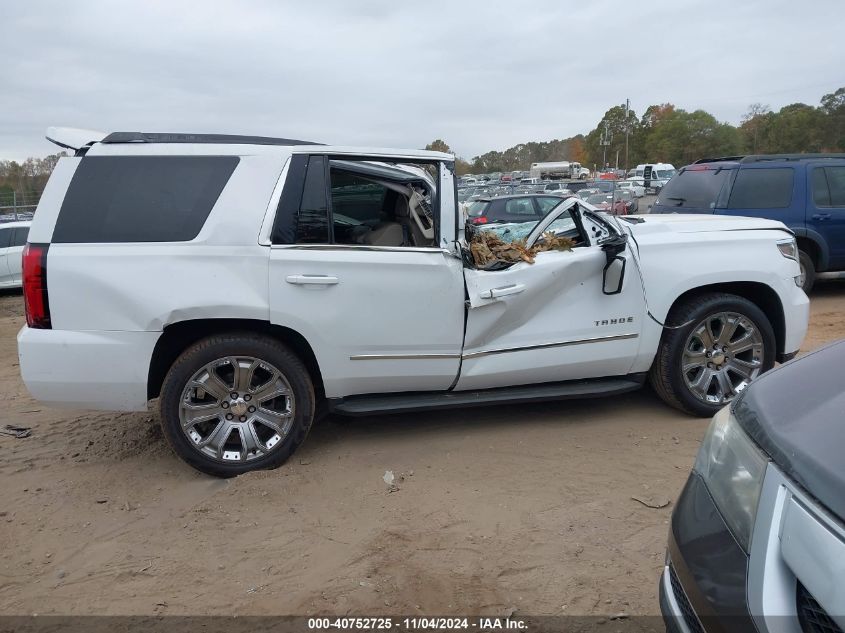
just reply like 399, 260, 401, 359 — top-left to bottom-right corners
812, 167, 831, 206
53, 156, 238, 243
295, 156, 330, 243
504, 198, 538, 216
0, 228, 11, 249
656, 167, 732, 212
11, 226, 29, 247
823, 166, 845, 206
467, 201, 489, 217
728, 168, 794, 209
536, 197, 562, 214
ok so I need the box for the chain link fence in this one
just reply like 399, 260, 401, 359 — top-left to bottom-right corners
0, 190, 41, 221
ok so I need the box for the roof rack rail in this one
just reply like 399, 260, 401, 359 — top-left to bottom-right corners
692, 156, 745, 164
100, 132, 322, 146
740, 153, 845, 163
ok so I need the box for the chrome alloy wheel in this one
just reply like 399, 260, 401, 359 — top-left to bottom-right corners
682, 312, 764, 405
178, 356, 294, 462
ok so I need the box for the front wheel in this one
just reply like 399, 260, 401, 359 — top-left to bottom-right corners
159, 333, 315, 477
649, 293, 776, 417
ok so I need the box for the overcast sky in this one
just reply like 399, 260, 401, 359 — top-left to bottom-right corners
1, 0, 843, 161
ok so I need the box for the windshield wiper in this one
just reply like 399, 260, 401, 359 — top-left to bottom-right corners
666, 196, 686, 206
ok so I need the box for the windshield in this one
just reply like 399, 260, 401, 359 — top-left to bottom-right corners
655, 169, 676, 180
654, 167, 733, 212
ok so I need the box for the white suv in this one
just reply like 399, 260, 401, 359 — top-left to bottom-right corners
18, 128, 809, 477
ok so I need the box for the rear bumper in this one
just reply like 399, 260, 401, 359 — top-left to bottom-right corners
17, 326, 158, 411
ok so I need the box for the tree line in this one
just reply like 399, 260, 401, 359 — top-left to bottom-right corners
427, 86, 845, 175
0, 153, 67, 203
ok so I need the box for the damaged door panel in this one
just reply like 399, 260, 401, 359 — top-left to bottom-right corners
458, 206, 646, 391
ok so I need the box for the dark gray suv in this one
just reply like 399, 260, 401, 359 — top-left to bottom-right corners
662, 339, 845, 633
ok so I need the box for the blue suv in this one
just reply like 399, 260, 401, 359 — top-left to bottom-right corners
652, 154, 845, 292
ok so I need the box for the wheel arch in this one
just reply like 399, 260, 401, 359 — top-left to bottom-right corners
792, 229, 829, 271
147, 319, 324, 401
665, 282, 786, 357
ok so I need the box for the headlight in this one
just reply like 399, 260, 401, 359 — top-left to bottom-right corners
693, 406, 768, 552
777, 238, 798, 260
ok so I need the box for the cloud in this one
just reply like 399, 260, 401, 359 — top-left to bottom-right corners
1, 0, 842, 161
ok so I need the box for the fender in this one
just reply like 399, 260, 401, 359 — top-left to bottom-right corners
791, 227, 830, 271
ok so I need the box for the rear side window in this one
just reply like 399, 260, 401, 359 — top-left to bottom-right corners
657, 167, 732, 211
11, 227, 28, 247
728, 168, 794, 209
812, 166, 845, 207
504, 198, 538, 216
466, 201, 489, 217
53, 156, 238, 243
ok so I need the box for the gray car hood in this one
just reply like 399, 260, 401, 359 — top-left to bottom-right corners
733, 340, 845, 522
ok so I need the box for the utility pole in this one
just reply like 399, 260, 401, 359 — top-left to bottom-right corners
12, 191, 16, 220
624, 98, 630, 174
600, 122, 612, 172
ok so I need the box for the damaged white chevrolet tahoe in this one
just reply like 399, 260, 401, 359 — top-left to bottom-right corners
18, 128, 809, 476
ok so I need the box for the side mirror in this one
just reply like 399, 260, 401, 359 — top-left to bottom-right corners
600, 233, 627, 295
603, 256, 626, 295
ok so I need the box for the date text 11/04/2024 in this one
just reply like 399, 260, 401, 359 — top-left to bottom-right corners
307, 617, 528, 631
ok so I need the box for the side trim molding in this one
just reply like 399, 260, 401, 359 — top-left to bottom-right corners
350, 352, 461, 361
348, 333, 639, 361
462, 333, 639, 360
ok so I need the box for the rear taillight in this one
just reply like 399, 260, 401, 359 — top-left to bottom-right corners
23, 243, 51, 329
470, 217, 488, 225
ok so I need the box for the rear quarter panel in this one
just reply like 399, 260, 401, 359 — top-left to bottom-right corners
45, 154, 285, 332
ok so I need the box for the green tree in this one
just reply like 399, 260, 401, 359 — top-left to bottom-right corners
820, 87, 845, 151
424, 139, 452, 154
585, 104, 640, 170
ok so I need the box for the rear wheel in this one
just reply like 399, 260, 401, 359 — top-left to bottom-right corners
649, 293, 776, 417
798, 250, 815, 293
159, 333, 315, 477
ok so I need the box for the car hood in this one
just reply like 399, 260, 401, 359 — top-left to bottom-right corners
623, 213, 792, 236
733, 340, 845, 522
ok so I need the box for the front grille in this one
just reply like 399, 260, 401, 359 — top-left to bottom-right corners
798, 582, 843, 633
668, 563, 704, 633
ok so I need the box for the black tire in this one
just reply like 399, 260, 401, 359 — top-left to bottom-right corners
159, 332, 315, 477
649, 293, 776, 417
798, 250, 815, 293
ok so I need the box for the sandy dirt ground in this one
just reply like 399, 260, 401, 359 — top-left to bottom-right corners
1, 283, 844, 617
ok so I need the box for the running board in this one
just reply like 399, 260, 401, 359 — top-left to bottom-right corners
328, 374, 646, 416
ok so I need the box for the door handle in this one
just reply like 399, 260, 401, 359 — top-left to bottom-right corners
285, 274, 339, 285
480, 283, 526, 299
812, 213, 831, 221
